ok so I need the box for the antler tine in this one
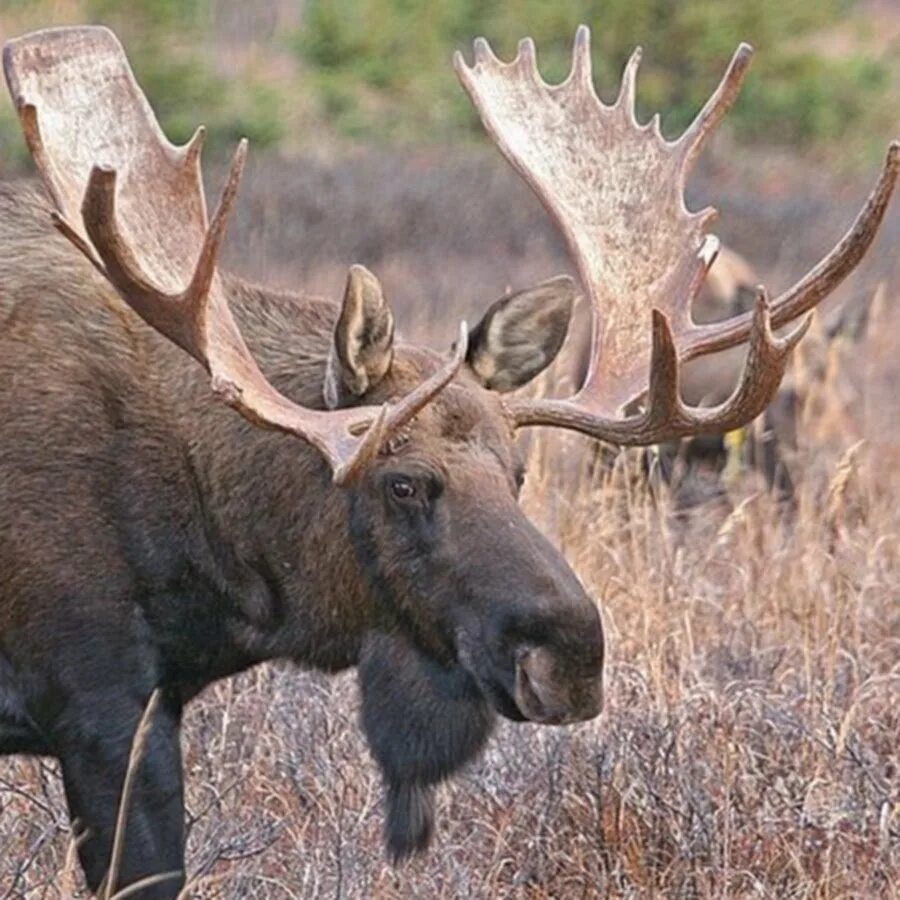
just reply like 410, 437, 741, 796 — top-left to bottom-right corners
181, 126, 206, 172
667, 291, 808, 435
75, 138, 247, 359
188, 140, 247, 319
686, 141, 900, 358
677, 43, 754, 174
6, 25, 466, 484
81, 167, 160, 283
515, 37, 539, 79
679, 291, 810, 434
77, 164, 186, 344
569, 23, 593, 90
472, 37, 500, 67
643, 309, 680, 426
374, 320, 470, 457
459, 26, 896, 448
615, 47, 642, 119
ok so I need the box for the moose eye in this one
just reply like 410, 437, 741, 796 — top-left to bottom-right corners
389, 476, 417, 502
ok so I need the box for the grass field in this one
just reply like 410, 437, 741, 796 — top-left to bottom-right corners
0, 139, 898, 898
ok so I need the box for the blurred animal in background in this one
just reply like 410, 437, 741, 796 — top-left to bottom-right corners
0, 24, 895, 899
573, 244, 880, 503
569, 245, 776, 496
660, 246, 779, 495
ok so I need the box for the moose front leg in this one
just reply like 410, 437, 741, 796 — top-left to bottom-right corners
358, 631, 495, 860
55, 690, 185, 899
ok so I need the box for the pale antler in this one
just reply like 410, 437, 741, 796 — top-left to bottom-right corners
4, 26, 467, 484
456, 26, 899, 443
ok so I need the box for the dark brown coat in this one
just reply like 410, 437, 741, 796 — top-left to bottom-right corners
0, 183, 603, 897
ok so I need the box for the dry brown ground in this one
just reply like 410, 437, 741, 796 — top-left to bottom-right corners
0, 147, 898, 898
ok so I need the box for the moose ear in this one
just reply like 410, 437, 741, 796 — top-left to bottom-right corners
467, 276, 576, 391
324, 265, 396, 408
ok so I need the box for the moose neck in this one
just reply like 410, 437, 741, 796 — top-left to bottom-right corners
172, 274, 378, 675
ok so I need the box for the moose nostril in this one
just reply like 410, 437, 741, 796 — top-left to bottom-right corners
513, 645, 604, 724
514, 646, 567, 724
514, 655, 540, 711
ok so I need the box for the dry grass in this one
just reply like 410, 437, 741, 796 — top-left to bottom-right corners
0, 147, 898, 898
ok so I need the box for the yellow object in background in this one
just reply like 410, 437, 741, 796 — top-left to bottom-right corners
723, 427, 747, 485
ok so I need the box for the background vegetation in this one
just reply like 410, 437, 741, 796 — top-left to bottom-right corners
1, 0, 898, 167
295, 0, 895, 152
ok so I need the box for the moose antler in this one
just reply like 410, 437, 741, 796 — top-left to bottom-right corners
456, 26, 899, 443
4, 26, 466, 483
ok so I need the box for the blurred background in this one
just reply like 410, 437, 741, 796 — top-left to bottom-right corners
0, 2, 898, 897
2, 0, 899, 162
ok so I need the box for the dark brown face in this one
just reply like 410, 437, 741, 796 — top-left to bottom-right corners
320, 270, 598, 858
348, 349, 604, 727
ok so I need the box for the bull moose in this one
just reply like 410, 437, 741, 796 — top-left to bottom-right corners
0, 24, 896, 898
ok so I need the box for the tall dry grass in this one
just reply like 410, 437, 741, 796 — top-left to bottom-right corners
0, 147, 897, 898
